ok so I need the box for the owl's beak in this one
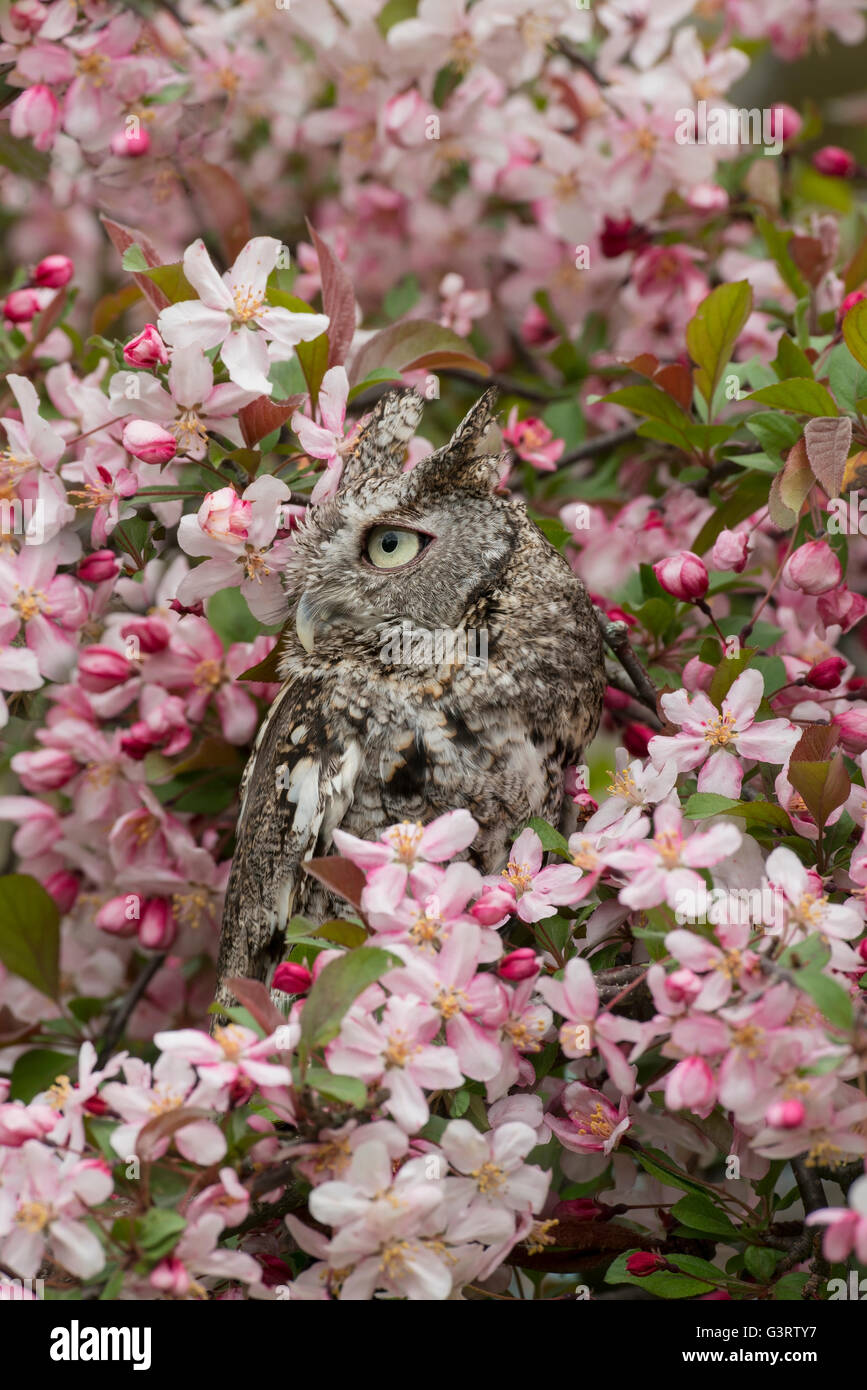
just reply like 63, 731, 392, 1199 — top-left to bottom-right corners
295, 591, 317, 654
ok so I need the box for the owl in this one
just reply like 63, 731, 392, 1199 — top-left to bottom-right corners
213, 387, 604, 1017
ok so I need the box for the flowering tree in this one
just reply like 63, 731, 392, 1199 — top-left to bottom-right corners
2, 0, 867, 1304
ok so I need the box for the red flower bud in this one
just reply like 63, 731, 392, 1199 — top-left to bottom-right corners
805, 657, 846, 690
498, 948, 540, 981
76, 550, 120, 583
3, 287, 48, 323
96, 895, 140, 938
552, 1198, 604, 1221
770, 104, 802, 143
653, 550, 709, 602
10, 747, 77, 792
32, 254, 73, 289
111, 127, 151, 157
139, 898, 177, 951
599, 216, 648, 259
841, 290, 867, 321
623, 722, 654, 758
626, 1252, 667, 1276
120, 615, 171, 654
272, 961, 313, 994
783, 540, 841, 596
43, 870, 79, 913
813, 145, 857, 179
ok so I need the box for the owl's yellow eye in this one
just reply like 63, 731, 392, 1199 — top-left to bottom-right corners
365, 525, 424, 569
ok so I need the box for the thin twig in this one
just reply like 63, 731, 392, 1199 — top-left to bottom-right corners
594, 608, 660, 715
556, 426, 638, 468
440, 367, 561, 405
96, 953, 167, 1066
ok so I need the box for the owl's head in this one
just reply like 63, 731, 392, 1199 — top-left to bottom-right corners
283, 387, 521, 655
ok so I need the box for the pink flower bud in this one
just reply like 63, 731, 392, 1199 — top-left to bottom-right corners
272, 961, 313, 994
9, 85, 60, 151
623, 722, 653, 758
765, 1099, 805, 1129
139, 898, 177, 950
833, 707, 867, 755
818, 585, 867, 633
805, 657, 846, 691
813, 146, 857, 179
32, 254, 73, 289
498, 948, 540, 981
78, 645, 134, 693
783, 540, 841, 596
841, 290, 867, 321
198, 487, 252, 544
120, 615, 171, 654
859, 939, 867, 964
665, 969, 702, 1006
682, 656, 715, 692
653, 551, 709, 602
96, 895, 140, 938
43, 870, 79, 913
122, 419, 177, 465
626, 1252, 667, 1276
3, 287, 47, 323
77, 550, 120, 583
711, 527, 751, 573
150, 1257, 190, 1296
770, 104, 802, 143
664, 1056, 717, 1116
111, 127, 151, 157
122, 324, 168, 368
0, 1103, 57, 1147
119, 722, 158, 761
10, 747, 77, 791
471, 884, 514, 926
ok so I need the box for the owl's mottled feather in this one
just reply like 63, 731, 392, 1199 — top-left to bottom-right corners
214, 388, 604, 1019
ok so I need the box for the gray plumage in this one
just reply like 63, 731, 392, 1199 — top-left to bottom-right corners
213, 388, 604, 1019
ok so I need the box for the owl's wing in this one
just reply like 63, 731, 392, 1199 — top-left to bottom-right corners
214, 677, 364, 1016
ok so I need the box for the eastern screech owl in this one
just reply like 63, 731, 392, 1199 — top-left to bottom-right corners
214, 388, 604, 1016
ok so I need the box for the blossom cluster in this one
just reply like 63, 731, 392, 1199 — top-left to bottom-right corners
1, 0, 867, 1304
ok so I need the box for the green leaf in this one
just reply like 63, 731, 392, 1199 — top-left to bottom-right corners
305, 1067, 367, 1107
842, 298, 867, 372
0, 874, 60, 999
773, 1272, 809, 1299
691, 472, 770, 555
795, 967, 853, 1032
683, 793, 738, 820
142, 261, 196, 304
349, 320, 489, 386
747, 379, 838, 417
523, 817, 570, 856
0, 131, 51, 180
268, 356, 307, 399
299, 947, 398, 1060
9, 1048, 72, 1103
743, 411, 803, 461
633, 1146, 711, 1198
672, 1194, 741, 1239
383, 274, 421, 320
604, 1251, 714, 1299
121, 244, 149, 273
347, 368, 406, 403
207, 586, 261, 646
744, 1245, 780, 1282
601, 384, 692, 447
757, 217, 808, 299
709, 646, 756, 707
772, 335, 814, 381
137, 1209, 186, 1259
686, 280, 753, 409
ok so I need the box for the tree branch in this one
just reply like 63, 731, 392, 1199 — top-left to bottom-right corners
556, 426, 637, 468
96, 953, 167, 1066
594, 608, 660, 716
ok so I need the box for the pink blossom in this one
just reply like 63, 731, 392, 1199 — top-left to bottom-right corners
333, 810, 478, 917
0, 1143, 112, 1279
502, 409, 564, 472
176, 475, 293, 622
291, 366, 351, 502
547, 1082, 631, 1156
158, 238, 329, 396
664, 1057, 717, 1117
536, 956, 641, 1093
490, 826, 585, 923
653, 550, 709, 601
806, 1174, 867, 1262
783, 540, 841, 595
606, 802, 742, 911
648, 669, 800, 799
9, 84, 60, 150
440, 1119, 549, 1212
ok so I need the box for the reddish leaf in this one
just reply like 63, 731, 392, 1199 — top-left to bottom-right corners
789, 235, 828, 288
788, 753, 850, 830
91, 282, 143, 337
350, 320, 489, 386
224, 978, 288, 1037
654, 363, 693, 411
100, 215, 171, 313
791, 725, 840, 761
624, 354, 659, 378
0, 1006, 37, 1045
307, 221, 357, 369
803, 416, 852, 498
239, 394, 305, 448
184, 160, 252, 264
303, 856, 367, 916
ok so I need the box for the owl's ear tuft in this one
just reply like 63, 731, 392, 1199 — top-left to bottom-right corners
338, 388, 424, 490
407, 387, 504, 495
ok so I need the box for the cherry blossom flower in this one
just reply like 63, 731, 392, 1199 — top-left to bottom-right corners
109, 346, 257, 461
158, 238, 329, 396
291, 366, 351, 502
333, 810, 478, 917
605, 802, 742, 911
547, 1082, 631, 1156
176, 475, 293, 621
536, 956, 642, 1093
648, 669, 801, 799
0, 1142, 112, 1279
489, 826, 585, 923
